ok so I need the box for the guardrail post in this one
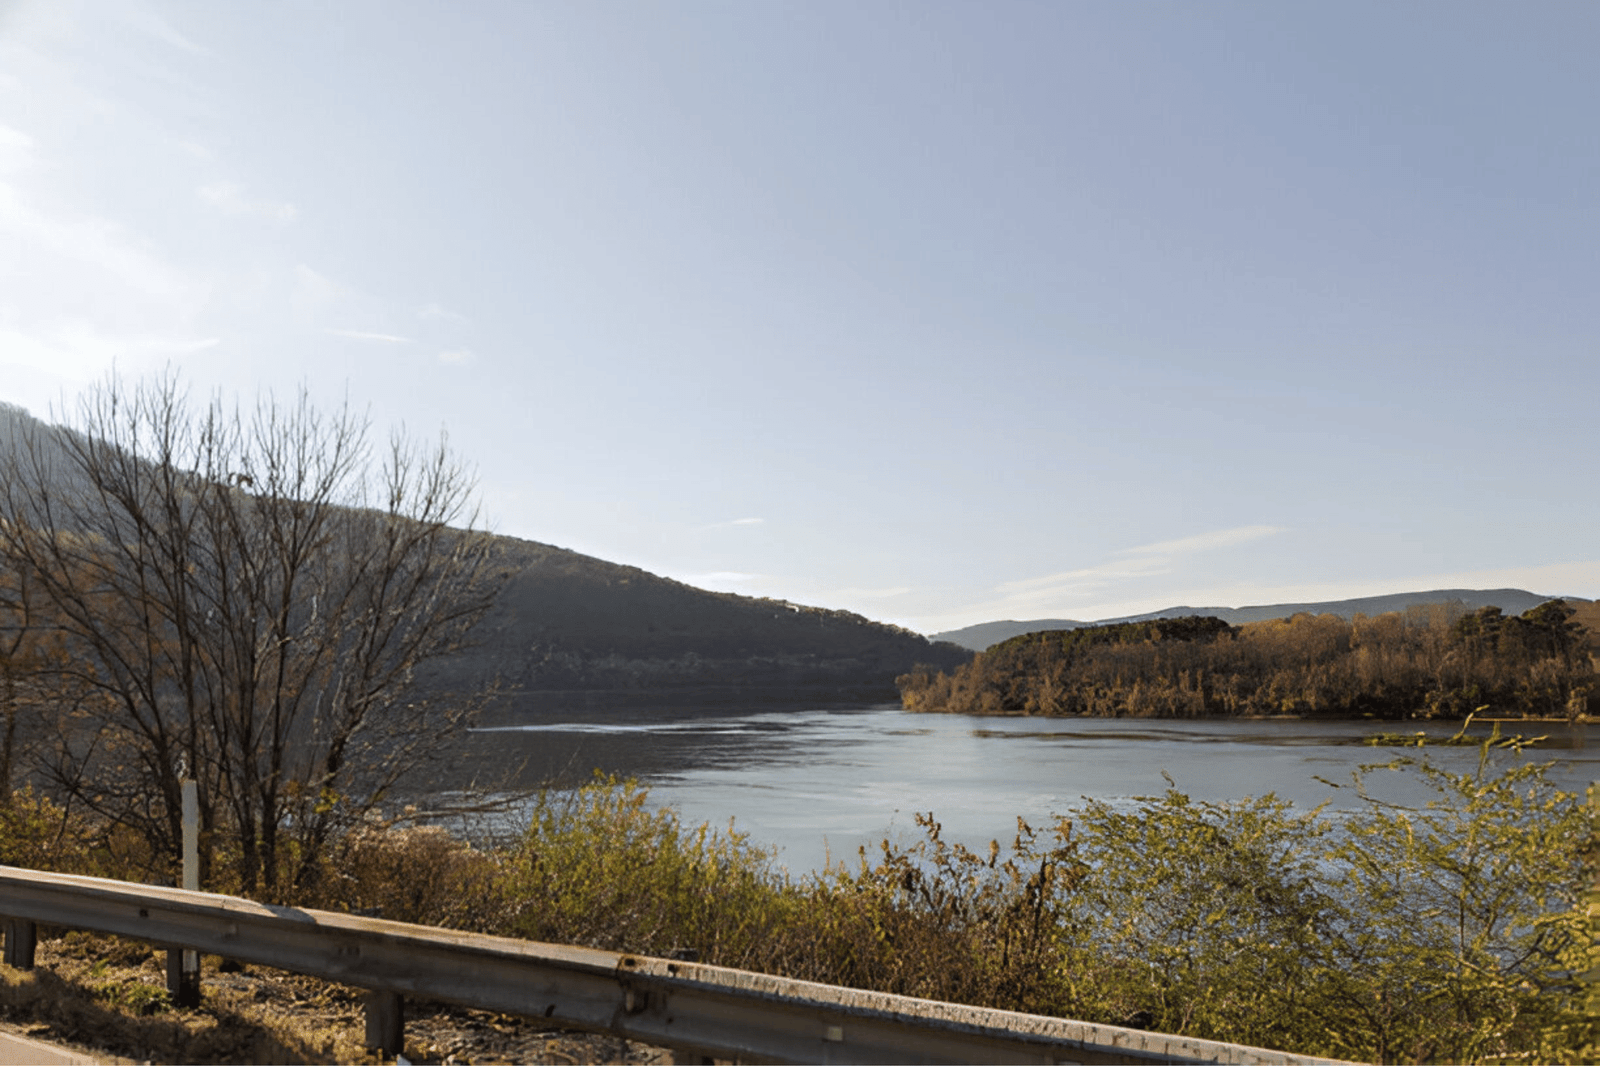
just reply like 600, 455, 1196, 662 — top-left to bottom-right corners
364, 989, 404, 1057
166, 947, 200, 1008
2, 918, 35, 970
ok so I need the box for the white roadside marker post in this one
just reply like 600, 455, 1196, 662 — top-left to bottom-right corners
166, 779, 201, 1007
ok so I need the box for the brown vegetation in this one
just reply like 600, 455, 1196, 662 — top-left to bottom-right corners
0, 761, 1591, 1065
899, 600, 1596, 719
0, 932, 672, 1065
0, 379, 1589, 1063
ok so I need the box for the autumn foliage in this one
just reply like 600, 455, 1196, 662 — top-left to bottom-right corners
899, 601, 1595, 719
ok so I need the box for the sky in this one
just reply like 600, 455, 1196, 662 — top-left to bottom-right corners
2, 1, 1598, 636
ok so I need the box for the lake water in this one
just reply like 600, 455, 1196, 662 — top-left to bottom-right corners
472, 705, 1599, 876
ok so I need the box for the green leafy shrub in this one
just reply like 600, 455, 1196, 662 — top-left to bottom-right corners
1046, 752, 1590, 1063
2, 754, 1590, 1064
88, 963, 170, 1016
459, 760, 1595, 1062
1061, 787, 1341, 1050
1535, 782, 1600, 1063
498, 774, 799, 968
1324, 753, 1590, 1063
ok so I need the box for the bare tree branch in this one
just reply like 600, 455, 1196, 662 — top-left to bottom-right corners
0, 372, 502, 896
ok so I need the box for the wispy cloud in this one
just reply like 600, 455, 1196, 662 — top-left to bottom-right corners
957, 525, 1292, 622
0, 322, 219, 380
327, 328, 412, 344
0, 119, 216, 401
699, 517, 766, 531
825, 586, 912, 600
995, 558, 1600, 631
119, 1, 210, 55
998, 556, 1170, 594
0, 181, 192, 301
438, 348, 474, 365
908, 531, 1600, 636
0, 125, 35, 176
419, 302, 470, 324
1120, 525, 1286, 557
198, 181, 297, 223
291, 264, 347, 317
158, 334, 221, 354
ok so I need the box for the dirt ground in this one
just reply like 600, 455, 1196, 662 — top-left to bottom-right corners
0, 931, 676, 1065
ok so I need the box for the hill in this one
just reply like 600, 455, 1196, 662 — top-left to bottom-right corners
431, 533, 971, 716
932, 589, 1579, 651
0, 402, 969, 718
930, 617, 1089, 652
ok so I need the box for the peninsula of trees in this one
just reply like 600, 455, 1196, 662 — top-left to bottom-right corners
897, 601, 1597, 719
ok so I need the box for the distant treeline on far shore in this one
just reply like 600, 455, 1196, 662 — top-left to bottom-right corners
897, 599, 1598, 719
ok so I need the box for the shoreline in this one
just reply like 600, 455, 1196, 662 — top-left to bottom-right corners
902, 705, 1592, 724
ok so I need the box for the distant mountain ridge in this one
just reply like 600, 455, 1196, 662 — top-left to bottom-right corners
932, 589, 1585, 652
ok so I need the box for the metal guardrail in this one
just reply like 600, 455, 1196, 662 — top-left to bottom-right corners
0, 866, 1344, 1065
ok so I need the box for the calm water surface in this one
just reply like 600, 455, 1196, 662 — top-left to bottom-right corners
476, 705, 1598, 875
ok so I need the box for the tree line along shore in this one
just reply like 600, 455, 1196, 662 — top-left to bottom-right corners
897, 599, 1599, 720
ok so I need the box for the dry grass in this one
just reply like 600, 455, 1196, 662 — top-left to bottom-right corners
0, 932, 671, 1065
0, 772, 1588, 1064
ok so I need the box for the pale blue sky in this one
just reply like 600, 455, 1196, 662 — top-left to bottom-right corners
3, 0, 1598, 633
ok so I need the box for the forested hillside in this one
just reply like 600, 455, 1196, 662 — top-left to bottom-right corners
429, 534, 971, 712
0, 400, 968, 718
899, 600, 1596, 719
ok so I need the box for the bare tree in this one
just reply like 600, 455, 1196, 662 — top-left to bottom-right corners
0, 568, 71, 804
0, 373, 500, 896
